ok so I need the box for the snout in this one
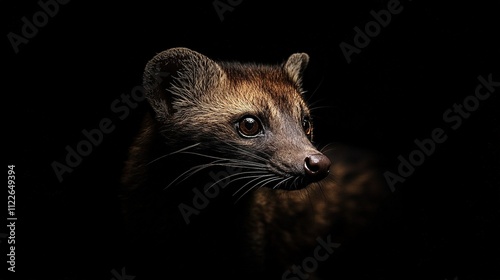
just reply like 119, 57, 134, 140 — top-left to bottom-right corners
304, 153, 331, 181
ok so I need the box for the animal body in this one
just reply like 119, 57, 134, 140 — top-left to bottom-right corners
120, 48, 385, 279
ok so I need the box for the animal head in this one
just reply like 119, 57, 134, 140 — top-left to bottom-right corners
143, 47, 330, 190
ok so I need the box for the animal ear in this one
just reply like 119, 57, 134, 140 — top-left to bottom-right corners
142, 47, 224, 121
283, 53, 309, 86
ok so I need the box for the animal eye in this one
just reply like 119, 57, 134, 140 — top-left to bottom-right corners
302, 117, 312, 138
237, 116, 263, 138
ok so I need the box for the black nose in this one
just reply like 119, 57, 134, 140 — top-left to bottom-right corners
304, 154, 331, 180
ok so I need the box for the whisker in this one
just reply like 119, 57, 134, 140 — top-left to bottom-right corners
255, 176, 285, 192
272, 176, 294, 190
218, 142, 271, 163
181, 151, 267, 169
320, 143, 338, 155
290, 176, 301, 190
165, 159, 265, 189
307, 97, 329, 110
309, 104, 335, 112
227, 174, 275, 198
205, 170, 269, 192
165, 154, 270, 190
232, 174, 275, 196
306, 74, 325, 104
164, 159, 233, 190
234, 176, 283, 203
147, 142, 201, 166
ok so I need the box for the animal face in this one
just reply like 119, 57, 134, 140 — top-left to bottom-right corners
143, 48, 330, 190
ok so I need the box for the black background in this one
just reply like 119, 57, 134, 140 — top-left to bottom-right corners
3, 0, 499, 279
